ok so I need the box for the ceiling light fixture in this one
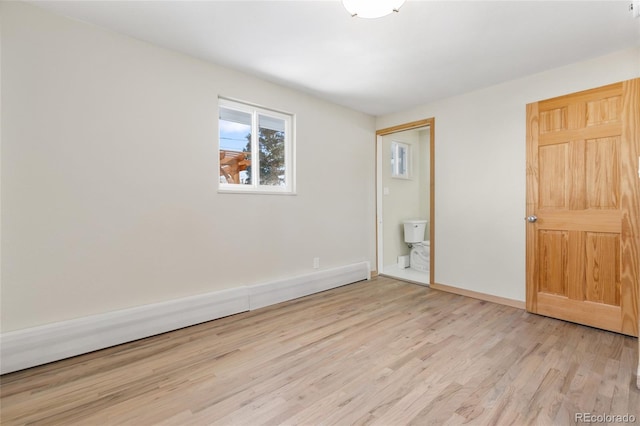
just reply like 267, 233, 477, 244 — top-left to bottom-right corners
342, 0, 406, 18
631, 1, 640, 18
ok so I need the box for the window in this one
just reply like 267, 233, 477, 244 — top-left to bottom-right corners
391, 141, 410, 179
218, 98, 294, 193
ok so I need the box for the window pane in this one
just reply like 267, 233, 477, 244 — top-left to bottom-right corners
258, 114, 286, 186
219, 107, 252, 185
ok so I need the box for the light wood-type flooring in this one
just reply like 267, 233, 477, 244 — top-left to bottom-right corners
1, 277, 639, 425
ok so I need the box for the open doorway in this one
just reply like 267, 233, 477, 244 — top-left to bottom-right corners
376, 119, 435, 286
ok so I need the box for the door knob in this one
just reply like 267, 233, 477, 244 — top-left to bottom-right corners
526, 215, 538, 223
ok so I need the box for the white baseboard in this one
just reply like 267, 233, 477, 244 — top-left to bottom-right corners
248, 261, 370, 310
430, 282, 526, 310
0, 261, 370, 375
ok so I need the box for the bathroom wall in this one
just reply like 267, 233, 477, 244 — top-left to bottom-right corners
381, 128, 430, 268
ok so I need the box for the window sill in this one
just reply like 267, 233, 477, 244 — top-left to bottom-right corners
217, 188, 297, 196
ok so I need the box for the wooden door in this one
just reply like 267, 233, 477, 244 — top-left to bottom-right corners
526, 78, 639, 337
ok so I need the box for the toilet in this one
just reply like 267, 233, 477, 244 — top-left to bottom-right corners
403, 219, 430, 272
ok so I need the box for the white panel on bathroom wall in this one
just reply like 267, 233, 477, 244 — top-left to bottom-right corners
376, 47, 640, 302
1, 2, 376, 333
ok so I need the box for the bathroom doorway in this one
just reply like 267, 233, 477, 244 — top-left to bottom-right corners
376, 119, 434, 286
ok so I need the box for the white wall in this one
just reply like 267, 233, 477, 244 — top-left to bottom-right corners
0, 2, 376, 332
377, 47, 640, 302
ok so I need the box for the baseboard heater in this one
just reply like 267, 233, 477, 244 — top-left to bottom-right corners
0, 261, 370, 374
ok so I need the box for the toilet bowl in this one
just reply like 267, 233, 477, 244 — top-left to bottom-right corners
403, 219, 430, 273
409, 241, 430, 272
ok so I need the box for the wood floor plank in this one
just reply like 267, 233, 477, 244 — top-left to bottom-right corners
1, 277, 638, 425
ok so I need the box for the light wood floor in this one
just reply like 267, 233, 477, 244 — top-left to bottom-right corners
1, 277, 638, 425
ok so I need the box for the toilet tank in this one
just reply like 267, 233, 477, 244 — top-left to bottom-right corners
403, 219, 428, 243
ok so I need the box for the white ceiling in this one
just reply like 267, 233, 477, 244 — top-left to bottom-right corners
30, 0, 640, 116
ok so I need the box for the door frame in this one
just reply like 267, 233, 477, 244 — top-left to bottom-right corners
376, 118, 435, 285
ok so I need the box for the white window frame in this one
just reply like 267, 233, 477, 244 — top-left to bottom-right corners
218, 98, 295, 194
391, 141, 411, 179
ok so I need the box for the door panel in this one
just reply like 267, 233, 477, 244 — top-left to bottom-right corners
538, 144, 567, 208
526, 79, 639, 336
538, 230, 568, 296
585, 232, 620, 305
